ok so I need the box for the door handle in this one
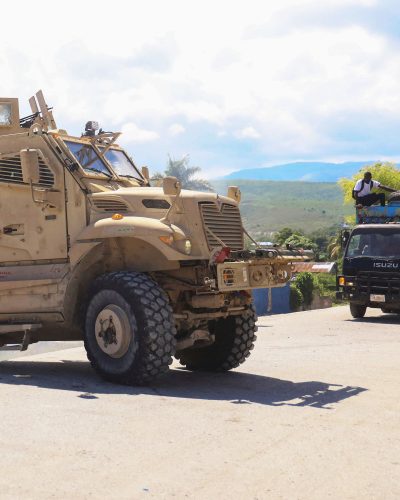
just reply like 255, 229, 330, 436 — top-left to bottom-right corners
3, 224, 24, 235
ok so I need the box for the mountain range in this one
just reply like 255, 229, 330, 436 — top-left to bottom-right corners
224, 161, 375, 182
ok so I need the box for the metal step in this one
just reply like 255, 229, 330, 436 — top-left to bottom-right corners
0, 324, 42, 352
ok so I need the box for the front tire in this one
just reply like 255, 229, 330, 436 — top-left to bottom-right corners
350, 303, 367, 319
84, 271, 176, 385
177, 306, 257, 371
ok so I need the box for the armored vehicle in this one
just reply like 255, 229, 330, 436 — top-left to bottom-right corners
0, 91, 303, 385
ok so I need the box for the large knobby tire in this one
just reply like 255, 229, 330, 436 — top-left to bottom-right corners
350, 303, 367, 319
388, 191, 400, 203
84, 271, 176, 385
177, 305, 258, 371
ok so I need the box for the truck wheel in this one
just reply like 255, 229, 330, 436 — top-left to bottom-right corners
177, 306, 257, 371
350, 303, 367, 319
84, 271, 176, 385
388, 191, 400, 203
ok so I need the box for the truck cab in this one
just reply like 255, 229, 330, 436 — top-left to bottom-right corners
337, 203, 400, 318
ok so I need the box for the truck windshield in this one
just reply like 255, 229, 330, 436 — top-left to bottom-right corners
346, 230, 400, 258
64, 140, 112, 177
102, 149, 142, 180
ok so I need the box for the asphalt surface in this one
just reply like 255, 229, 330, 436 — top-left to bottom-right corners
0, 306, 399, 499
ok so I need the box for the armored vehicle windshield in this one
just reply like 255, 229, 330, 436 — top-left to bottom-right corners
65, 140, 112, 177
101, 148, 142, 180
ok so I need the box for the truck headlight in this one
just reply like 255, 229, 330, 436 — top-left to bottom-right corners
184, 239, 192, 255
338, 276, 345, 286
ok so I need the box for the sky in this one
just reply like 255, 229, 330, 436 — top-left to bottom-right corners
2, 0, 400, 178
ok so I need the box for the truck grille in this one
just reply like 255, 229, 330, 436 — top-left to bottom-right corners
356, 272, 400, 298
199, 202, 243, 250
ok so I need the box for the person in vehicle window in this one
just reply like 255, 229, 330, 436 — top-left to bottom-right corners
353, 172, 396, 207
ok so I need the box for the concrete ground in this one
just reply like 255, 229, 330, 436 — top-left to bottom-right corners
0, 306, 399, 499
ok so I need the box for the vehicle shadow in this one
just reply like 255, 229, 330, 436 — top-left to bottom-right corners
347, 313, 400, 325
0, 360, 366, 409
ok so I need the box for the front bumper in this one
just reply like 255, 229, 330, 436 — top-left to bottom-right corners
216, 257, 296, 292
337, 274, 400, 307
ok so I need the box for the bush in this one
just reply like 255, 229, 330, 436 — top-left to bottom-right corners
290, 285, 303, 311
295, 272, 315, 306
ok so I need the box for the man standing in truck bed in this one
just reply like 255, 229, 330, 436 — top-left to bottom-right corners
353, 171, 396, 207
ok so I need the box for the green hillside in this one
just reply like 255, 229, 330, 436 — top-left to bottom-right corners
212, 179, 352, 235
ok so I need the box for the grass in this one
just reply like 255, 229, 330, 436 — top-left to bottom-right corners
212, 179, 352, 235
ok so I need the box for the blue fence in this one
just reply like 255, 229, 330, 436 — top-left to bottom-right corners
252, 283, 291, 316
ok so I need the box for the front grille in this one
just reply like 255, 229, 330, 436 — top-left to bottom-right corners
0, 153, 54, 187
356, 272, 400, 298
200, 202, 243, 250
92, 197, 129, 212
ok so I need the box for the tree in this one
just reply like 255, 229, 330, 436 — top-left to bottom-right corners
284, 233, 318, 253
295, 272, 315, 306
273, 227, 299, 246
338, 162, 400, 205
152, 155, 214, 191
327, 232, 342, 260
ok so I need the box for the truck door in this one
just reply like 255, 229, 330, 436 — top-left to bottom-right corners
0, 133, 68, 263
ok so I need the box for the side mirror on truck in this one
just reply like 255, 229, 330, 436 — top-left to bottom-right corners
20, 148, 61, 210
341, 230, 350, 249
163, 176, 182, 196
20, 149, 41, 184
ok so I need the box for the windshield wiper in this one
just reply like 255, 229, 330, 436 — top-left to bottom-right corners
120, 174, 140, 179
85, 166, 112, 178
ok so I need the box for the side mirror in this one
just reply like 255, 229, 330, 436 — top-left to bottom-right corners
141, 166, 150, 182
20, 149, 40, 184
227, 186, 241, 203
163, 176, 181, 196
341, 230, 350, 249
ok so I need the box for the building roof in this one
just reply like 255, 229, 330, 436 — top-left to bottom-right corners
292, 262, 337, 274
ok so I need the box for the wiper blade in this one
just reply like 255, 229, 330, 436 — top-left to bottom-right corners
85, 167, 112, 178
120, 174, 142, 180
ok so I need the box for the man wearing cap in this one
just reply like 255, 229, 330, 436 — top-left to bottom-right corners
353, 171, 396, 207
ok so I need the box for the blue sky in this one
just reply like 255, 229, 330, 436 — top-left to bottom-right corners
2, 0, 400, 178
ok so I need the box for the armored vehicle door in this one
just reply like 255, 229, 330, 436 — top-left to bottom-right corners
0, 99, 68, 264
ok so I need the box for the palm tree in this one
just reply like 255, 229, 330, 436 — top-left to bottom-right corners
327, 233, 342, 260
152, 155, 214, 192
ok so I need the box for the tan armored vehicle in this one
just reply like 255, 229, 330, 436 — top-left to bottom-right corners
0, 91, 303, 385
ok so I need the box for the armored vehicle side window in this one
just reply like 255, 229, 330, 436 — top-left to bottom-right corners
0, 104, 12, 126
102, 149, 142, 179
65, 140, 112, 176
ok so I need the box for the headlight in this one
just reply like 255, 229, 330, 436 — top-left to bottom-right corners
338, 276, 345, 286
184, 239, 192, 255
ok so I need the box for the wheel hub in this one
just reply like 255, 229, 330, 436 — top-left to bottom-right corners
95, 304, 132, 358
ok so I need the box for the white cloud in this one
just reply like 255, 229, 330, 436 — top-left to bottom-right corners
1, 0, 400, 176
120, 123, 159, 143
168, 123, 185, 136
235, 126, 261, 140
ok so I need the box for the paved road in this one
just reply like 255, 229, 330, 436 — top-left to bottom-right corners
0, 306, 399, 499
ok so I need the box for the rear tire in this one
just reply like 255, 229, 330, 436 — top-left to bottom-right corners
84, 271, 176, 385
350, 303, 367, 319
388, 191, 400, 203
177, 305, 257, 371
